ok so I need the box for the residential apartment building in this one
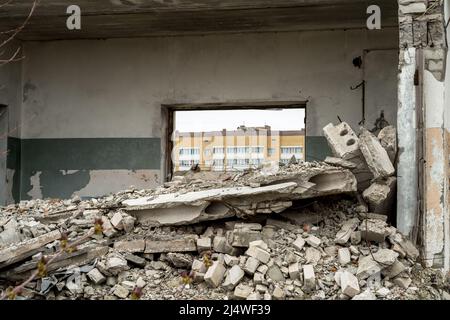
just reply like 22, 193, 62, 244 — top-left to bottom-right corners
173, 126, 305, 172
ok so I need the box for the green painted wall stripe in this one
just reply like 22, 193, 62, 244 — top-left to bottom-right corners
6, 137, 21, 202
6, 137, 161, 202
20, 138, 161, 170
305, 136, 332, 162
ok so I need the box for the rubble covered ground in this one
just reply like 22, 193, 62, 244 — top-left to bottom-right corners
0, 124, 449, 300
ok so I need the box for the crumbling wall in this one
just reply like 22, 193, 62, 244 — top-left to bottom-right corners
0, 41, 23, 205
398, 0, 449, 269
14, 28, 399, 201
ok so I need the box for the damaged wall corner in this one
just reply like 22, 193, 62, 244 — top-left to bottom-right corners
397, 47, 418, 238
397, 0, 450, 270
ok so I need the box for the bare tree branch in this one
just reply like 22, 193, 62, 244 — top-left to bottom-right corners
0, 0, 14, 9
0, 0, 38, 49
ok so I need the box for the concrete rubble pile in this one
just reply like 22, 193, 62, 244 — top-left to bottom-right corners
0, 123, 449, 300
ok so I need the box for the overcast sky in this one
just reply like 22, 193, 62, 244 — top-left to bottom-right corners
175, 109, 305, 132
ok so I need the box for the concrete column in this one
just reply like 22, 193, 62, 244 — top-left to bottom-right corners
422, 48, 448, 268
397, 0, 449, 269
397, 48, 418, 237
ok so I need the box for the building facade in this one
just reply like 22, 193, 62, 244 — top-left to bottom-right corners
173, 126, 305, 172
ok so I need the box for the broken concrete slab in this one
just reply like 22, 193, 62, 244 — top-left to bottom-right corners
0, 230, 61, 269
393, 276, 412, 289
233, 283, 253, 299
272, 286, 286, 300
231, 230, 262, 248
113, 239, 146, 253
381, 260, 406, 278
113, 284, 129, 299
359, 219, 389, 243
292, 236, 306, 251
0, 219, 22, 247
356, 256, 381, 279
338, 248, 351, 266
359, 128, 395, 179
323, 122, 361, 160
372, 249, 399, 266
305, 247, 321, 265
124, 253, 146, 268
340, 271, 360, 297
351, 289, 376, 300
302, 265, 316, 292
288, 263, 300, 280
335, 218, 360, 244
267, 265, 284, 282
166, 253, 193, 268
204, 261, 226, 288
244, 257, 260, 275
123, 183, 298, 224
87, 268, 106, 285
266, 219, 300, 232
378, 125, 397, 163
279, 210, 325, 227
144, 235, 198, 254
106, 255, 129, 275
362, 177, 397, 214
245, 246, 270, 264
222, 265, 245, 290
305, 235, 321, 248
196, 237, 211, 253
324, 157, 357, 169
110, 211, 124, 230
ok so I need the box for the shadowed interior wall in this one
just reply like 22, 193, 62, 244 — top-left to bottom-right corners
6, 28, 398, 201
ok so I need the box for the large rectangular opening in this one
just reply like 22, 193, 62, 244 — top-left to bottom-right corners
165, 102, 306, 177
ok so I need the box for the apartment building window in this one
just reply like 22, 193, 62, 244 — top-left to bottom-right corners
213, 147, 224, 154
170, 106, 305, 174
281, 147, 303, 154
179, 160, 199, 167
179, 148, 200, 155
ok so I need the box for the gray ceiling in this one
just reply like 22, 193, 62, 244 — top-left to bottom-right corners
0, 0, 398, 40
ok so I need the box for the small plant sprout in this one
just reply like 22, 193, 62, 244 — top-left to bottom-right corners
94, 217, 104, 235
130, 286, 143, 300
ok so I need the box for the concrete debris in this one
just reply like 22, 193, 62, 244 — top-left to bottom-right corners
223, 265, 245, 290
87, 268, 106, 285
377, 126, 397, 163
359, 219, 390, 243
362, 177, 397, 214
352, 289, 377, 300
356, 256, 381, 280
324, 157, 357, 169
340, 271, 360, 297
144, 236, 198, 253
358, 128, 395, 179
233, 283, 253, 300
302, 265, 316, 292
323, 122, 360, 160
0, 129, 445, 300
335, 218, 359, 244
204, 261, 226, 288
292, 236, 306, 251
338, 248, 351, 266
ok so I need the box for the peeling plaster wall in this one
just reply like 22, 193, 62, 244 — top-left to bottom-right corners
13, 28, 399, 201
444, 0, 450, 272
397, 47, 418, 237
398, 0, 449, 269
423, 69, 446, 267
0, 42, 23, 205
